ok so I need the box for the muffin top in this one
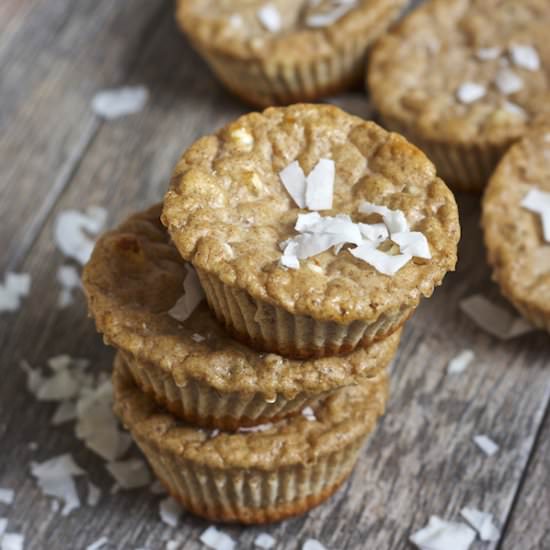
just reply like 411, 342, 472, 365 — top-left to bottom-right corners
82, 205, 400, 400
482, 128, 550, 317
162, 104, 459, 324
369, 0, 550, 144
176, 0, 406, 61
113, 353, 387, 470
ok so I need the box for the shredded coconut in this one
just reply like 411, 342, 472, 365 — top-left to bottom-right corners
279, 160, 307, 208
0, 519, 7, 537
304, 158, 335, 211
302, 540, 327, 550
1, 533, 25, 550
301, 406, 317, 422
159, 497, 183, 527
200, 526, 236, 550
476, 47, 501, 61
92, 85, 148, 120
460, 507, 500, 542
86, 482, 101, 507
509, 44, 540, 71
56, 265, 81, 308
0, 273, 31, 313
456, 82, 486, 104
447, 349, 475, 375
51, 400, 78, 425
473, 435, 499, 457
359, 201, 409, 234
86, 537, 109, 550
105, 458, 151, 490
521, 188, 550, 242
0, 490, 14, 506
168, 265, 205, 323
410, 516, 476, 550
257, 4, 281, 32
254, 533, 276, 549
350, 243, 412, 276
391, 232, 431, 259
502, 101, 527, 118
460, 294, 534, 339
238, 423, 274, 433
54, 207, 107, 265
495, 69, 523, 95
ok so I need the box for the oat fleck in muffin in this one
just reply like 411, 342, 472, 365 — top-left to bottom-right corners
368, 0, 550, 192
482, 128, 550, 332
82, 205, 401, 430
176, 0, 407, 107
162, 104, 460, 358
113, 352, 388, 524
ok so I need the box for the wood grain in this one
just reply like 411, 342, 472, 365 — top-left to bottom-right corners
0, 1, 549, 549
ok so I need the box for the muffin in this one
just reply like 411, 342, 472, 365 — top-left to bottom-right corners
113, 352, 389, 524
482, 128, 550, 331
162, 104, 460, 358
175, 0, 407, 107
368, 0, 550, 192
83, 205, 401, 430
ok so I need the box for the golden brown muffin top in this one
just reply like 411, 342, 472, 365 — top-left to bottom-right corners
113, 353, 387, 470
369, 0, 550, 144
82, 205, 400, 400
482, 128, 550, 317
162, 104, 460, 324
176, 0, 406, 62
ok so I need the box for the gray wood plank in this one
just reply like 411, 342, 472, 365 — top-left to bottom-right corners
500, 406, 550, 550
0, 0, 165, 273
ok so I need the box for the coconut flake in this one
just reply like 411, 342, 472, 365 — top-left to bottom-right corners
460, 507, 500, 542
86, 482, 101, 507
0, 519, 7, 537
30, 454, 85, 516
191, 333, 206, 343
280, 240, 300, 269
200, 526, 236, 550
391, 231, 431, 259
358, 223, 389, 243
476, 47, 501, 61
502, 101, 527, 118
509, 44, 540, 71
473, 435, 499, 456
54, 207, 107, 265
92, 86, 148, 120
1, 533, 25, 550
159, 497, 183, 527
254, 533, 276, 549
305, 159, 335, 211
306, 0, 356, 28
279, 161, 307, 208
37, 368, 79, 401
350, 242, 412, 276
51, 400, 78, 425
0, 490, 14, 505
302, 406, 317, 421
447, 350, 475, 375
168, 266, 204, 323
521, 188, 550, 242
410, 516, 476, 550
495, 69, 523, 95
86, 537, 109, 550
0, 273, 31, 313
456, 82, 486, 104
358, 202, 409, 234
303, 540, 327, 550
460, 294, 534, 339
166, 541, 179, 550
238, 423, 274, 433
56, 265, 81, 308
105, 459, 151, 490
257, 4, 281, 32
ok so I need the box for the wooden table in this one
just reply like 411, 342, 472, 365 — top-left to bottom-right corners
1, 1, 549, 549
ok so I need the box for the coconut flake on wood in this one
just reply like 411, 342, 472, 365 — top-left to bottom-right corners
200, 526, 236, 550
0, 273, 31, 313
473, 435, 499, 456
30, 454, 85, 516
456, 82, 486, 104
86, 482, 101, 507
305, 159, 335, 211
460, 294, 534, 339
105, 459, 151, 490
54, 207, 107, 265
495, 69, 523, 95
168, 265, 205, 323
57, 265, 81, 308
0, 519, 7, 537
521, 188, 550, 242
85, 537, 109, 550
509, 44, 540, 71
0, 490, 14, 505
460, 507, 500, 542
257, 4, 282, 32
1, 533, 25, 550
159, 497, 183, 527
410, 516, 476, 550
303, 540, 327, 550
447, 349, 475, 375
51, 400, 78, 425
254, 533, 276, 549
350, 242, 412, 276
92, 86, 148, 120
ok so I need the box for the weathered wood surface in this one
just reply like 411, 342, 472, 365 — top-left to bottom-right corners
0, 1, 549, 549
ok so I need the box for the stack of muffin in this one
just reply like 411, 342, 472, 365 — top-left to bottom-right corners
83, 104, 460, 524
